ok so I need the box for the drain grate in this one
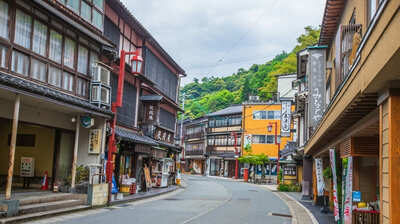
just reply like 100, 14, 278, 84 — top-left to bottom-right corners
163, 198, 181, 201
116, 204, 131, 207
248, 189, 258, 192
268, 212, 292, 218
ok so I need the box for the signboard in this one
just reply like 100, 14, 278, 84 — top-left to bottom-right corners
89, 129, 102, 154
315, 158, 325, 196
20, 157, 35, 177
280, 101, 292, 137
244, 134, 252, 150
283, 164, 296, 176
329, 149, 339, 221
307, 50, 326, 128
352, 191, 361, 202
343, 157, 353, 223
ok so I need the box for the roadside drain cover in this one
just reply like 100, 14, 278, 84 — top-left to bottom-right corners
163, 198, 181, 200
267, 212, 292, 218
248, 190, 258, 192
116, 204, 131, 207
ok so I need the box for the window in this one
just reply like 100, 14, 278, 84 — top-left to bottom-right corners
62, 72, 74, 91
14, 10, 32, 49
93, 0, 104, 11
31, 58, 46, 82
252, 135, 275, 144
0, 44, 7, 68
77, 46, 88, 74
63, 38, 76, 68
11, 51, 29, 76
49, 30, 62, 63
48, 66, 62, 87
89, 51, 99, 75
0, 0, 9, 39
32, 21, 47, 56
80, 1, 91, 22
77, 78, 88, 97
253, 111, 280, 120
92, 9, 103, 30
8, 134, 35, 147
67, 0, 79, 12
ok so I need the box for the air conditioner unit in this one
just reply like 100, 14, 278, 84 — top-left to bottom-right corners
92, 64, 110, 86
90, 62, 111, 108
249, 96, 260, 101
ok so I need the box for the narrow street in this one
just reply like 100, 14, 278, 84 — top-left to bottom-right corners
31, 175, 291, 224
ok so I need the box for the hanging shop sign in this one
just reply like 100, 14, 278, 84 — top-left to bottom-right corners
280, 101, 292, 137
343, 156, 353, 224
329, 149, 339, 221
89, 129, 102, 154
20, 157, 35, 177
81, 116, 94, 128
244, 134, 252, 150
315, 158, 325, 196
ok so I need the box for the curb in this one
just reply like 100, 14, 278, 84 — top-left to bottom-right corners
282, 193, 319, 224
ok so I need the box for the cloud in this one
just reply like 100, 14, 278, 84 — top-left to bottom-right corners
120, 0, 325, 85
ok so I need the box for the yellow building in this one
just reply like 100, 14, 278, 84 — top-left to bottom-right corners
241, 103, 295, 159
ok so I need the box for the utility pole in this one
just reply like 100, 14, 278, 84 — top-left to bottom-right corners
231, 132, 239, 179
180, 93, 185, 160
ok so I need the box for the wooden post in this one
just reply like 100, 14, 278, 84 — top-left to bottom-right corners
71, 115, 80, 190
5, 94, 20, 200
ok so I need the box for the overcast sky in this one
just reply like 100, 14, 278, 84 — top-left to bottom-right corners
120, 0, 326, 85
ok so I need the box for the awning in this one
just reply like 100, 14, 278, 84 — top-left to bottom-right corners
156, 141, 182, 153
115, 127, 158, 146
140, 95, 163, 102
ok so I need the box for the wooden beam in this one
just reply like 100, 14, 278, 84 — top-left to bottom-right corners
5, 94, 20, 200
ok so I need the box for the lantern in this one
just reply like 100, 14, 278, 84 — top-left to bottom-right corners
131, 54, 143, 74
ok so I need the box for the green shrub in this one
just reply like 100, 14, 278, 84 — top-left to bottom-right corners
278, 183, 302, 192
278, 184, 289, 192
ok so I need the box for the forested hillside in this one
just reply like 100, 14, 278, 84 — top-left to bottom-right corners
181, 26, 320, 118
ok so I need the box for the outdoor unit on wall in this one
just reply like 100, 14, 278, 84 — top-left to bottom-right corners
90, 62, 112, 109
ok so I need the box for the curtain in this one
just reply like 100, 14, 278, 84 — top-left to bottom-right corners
0, 0, 8, 39
77, 78, 87, 96
0, 44, 7, 68
48, 66, 62, 87
49, 30, 62, 63
89, 51, 99, 75
11, 51, 29, 76
78, 46, 88, 74
14, 10, 32, 49
80, 1, 91, 22
31, 58, 46, 82
92, 9, 103, 30
63, 38, 75, 68
62, 72, 74, 91
32, 21, 47, 56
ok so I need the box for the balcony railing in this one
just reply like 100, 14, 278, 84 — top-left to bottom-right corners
185, 132, 204, 139
185, 150, 204, 156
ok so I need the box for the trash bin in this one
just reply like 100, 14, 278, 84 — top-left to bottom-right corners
243, 168, 249, 182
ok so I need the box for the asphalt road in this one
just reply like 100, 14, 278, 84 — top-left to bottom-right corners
33, 175, 292, 224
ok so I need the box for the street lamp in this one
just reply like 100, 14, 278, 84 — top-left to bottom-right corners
268, 121, 281, 184
107, 49, 142, 204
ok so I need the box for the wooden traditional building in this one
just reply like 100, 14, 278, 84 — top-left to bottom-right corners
206, 105, 242, 177
302, 0, 400, 223
103, 0, 185, 194
183, 117, 207, 175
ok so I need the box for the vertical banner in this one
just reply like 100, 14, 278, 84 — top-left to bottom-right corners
314, 158, 325, 196
329, 149, 339, 221
343, 157, 353, 223
280, 100, 292, 137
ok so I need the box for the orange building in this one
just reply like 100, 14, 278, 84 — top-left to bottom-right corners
241, 103, 295, 160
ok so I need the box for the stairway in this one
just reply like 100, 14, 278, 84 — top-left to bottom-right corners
0, 193, 89, 224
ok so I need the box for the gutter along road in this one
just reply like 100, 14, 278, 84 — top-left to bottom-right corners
31, 175, 291, 224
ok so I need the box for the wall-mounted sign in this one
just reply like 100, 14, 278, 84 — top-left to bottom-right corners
352, 191, 361, 202
81, 116, 94, 128
283, 164, 296, 176
281, 101, 292, 137
20, 157, 35, 177
89, 129, 102, 154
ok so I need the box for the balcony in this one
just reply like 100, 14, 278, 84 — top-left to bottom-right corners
185, 132, 204, 140
185, 150, 204, 156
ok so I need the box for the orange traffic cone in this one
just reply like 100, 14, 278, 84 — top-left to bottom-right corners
41, 171, 49, 190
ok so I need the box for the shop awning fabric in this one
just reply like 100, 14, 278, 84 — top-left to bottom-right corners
115, 127, 158, 146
